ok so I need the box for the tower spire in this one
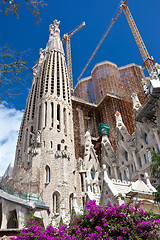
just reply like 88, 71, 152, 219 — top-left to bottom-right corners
47, 19, 64, 54
9, 20, 76, 223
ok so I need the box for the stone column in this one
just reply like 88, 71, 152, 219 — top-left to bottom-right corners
76, 107, 85, 146
17, 206, 25, 229
54, 102, 57, 129
54, 52, 57, 96
132, 150, 139, 170
60, 104, 64, 133
47, 101, 51, 128
120, 170, 125, 181
48, 51, 53, 94
1, 200, 9, 229
58, 53, 63, 98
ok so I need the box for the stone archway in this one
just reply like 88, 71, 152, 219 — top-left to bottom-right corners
7, 210, 18, 229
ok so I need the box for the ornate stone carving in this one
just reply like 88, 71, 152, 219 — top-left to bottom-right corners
131, 93, 142, 111
141, 78, 148, 94
36, 131, 41, 145
55, 150, 70, 160
39, 48, 45, 63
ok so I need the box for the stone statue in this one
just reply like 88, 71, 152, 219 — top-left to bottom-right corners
131, 93, 141, 111
53, 19, 60, 32
141, 78, 148, 94
126, 167, 130, 180
49, 20, 60, 40
150, 71, 158, 80
93, 183, 97, 194
155, 63, 160, 76
55, 150, 62, 158
33, 68, 37, 78
49, 24, 54, 39
115, 111, 123, 127
36, 131, 41, 144
147, 150, 152, 162
39, 48, 44, 63
30, 132, 35, 145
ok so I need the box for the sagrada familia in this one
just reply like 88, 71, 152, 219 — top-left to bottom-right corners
0, 20, 160, 231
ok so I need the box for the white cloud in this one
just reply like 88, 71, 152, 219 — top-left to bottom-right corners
0, 102, 23, 177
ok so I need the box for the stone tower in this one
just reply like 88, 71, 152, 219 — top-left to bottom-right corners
12, 20, 77, 219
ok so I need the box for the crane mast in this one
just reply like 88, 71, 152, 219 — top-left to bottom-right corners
62, 22, 85, 94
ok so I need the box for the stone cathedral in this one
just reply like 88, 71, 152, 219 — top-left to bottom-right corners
0, 20, 160, 230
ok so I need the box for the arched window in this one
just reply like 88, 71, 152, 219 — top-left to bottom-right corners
24, 128, 28, 152
80, 174, 84, 192
90, 169, 95, 180
144, 154, 147, 163
108, 166, 111, 176
145, 133, 149, 144
156, 144, 160, 152
57, 144, 61, 151
63, 108, 67, 135
45, 165, 50, 183
125, 151, 128, 161
51, 102, 54, 127
53, 191, 60, 213
138, 158, 142, 168
131, 164, 134, 173
45, 102, 47, 127
69, 193, 74, 212
38, 105, 42, 130
57, 104, 60, 131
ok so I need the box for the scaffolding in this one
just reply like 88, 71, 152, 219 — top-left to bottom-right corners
74, 61, 147, 145
74, 62, 146, 105
74, 76, 96, 104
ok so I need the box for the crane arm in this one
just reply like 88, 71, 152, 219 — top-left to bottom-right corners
77, 6, 123, 81
62, 22, 85, 44
78, 0, 154, 81
121, 1, 153, 73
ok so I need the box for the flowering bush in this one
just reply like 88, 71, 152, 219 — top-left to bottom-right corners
12, 200, 160, 240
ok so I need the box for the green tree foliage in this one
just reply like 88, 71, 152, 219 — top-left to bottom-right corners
151, 151, 160, 203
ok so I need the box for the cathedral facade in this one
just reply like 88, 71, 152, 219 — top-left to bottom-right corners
0, 20, 160, 230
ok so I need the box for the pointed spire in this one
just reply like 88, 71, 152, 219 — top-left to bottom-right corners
47, 19, 64, 54
131, 93, 141, 112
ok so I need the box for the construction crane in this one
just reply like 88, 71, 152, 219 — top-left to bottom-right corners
78, 0, 154, 81
62, 22, 85, 95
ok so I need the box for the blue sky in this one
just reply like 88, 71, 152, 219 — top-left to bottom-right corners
0, 0, 160, 175
1, 0, 160, 109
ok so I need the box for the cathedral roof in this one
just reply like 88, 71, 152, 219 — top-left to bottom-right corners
110, 178, 154, 197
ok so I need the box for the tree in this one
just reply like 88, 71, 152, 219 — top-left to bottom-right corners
151, 151, 160, 203
0, 0, 46, 23
0, 46, 32, 99
0, 0, 46, 100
